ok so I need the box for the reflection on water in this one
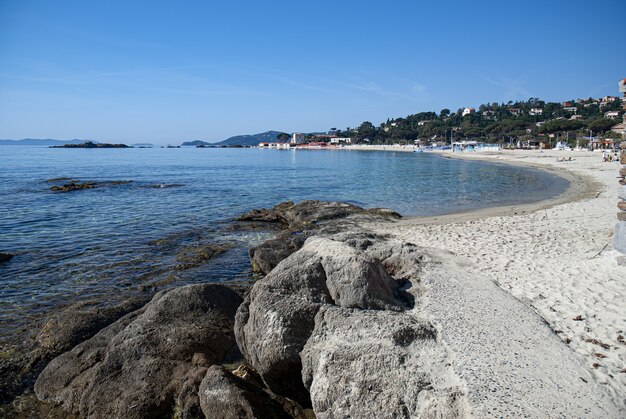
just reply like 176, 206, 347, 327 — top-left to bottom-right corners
0, 147, 569, 345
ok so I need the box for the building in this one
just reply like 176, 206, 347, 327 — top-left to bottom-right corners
562, 101, 573, 107
605, 111, 621, 119
509, 108, 522, 116
529, 108, 543, 116
462, 107, 475, 116
258, 142, 290, 149
611, 78, 626, 138
482, 110, 496, 120
329, 137, 352, 144
291, 133, 305, 145
563, 106, 578, 113
570, 114, 583, 120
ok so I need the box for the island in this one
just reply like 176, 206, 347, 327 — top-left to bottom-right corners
50, 141, 130, 148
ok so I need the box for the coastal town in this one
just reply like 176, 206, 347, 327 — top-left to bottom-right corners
257, 80, 626, 152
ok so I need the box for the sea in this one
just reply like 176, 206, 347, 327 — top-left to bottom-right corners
0, 146, 569, 346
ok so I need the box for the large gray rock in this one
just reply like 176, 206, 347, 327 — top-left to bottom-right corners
235, 247, 333, 405
235, 237, 407, 405
198, 365, 292, 419
36, 297, 150, 354
35, 284, 242, 419
301, 306, 467, 418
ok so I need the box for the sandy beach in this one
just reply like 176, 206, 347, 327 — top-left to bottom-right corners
363, 148, 626, 404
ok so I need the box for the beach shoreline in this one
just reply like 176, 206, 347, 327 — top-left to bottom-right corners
362, 147, 626, 404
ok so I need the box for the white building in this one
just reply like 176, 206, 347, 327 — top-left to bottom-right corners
330, 137, 352, 144
529, 108, 543, 116
462, 107, 475, 116
563, 106, 578, 113
291, 133, 305, 144
605, 111, 621, 119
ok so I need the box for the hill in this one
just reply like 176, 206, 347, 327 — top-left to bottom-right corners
181, 140, 210, 147
216, 131, 287, 146
0, 138, 95, 146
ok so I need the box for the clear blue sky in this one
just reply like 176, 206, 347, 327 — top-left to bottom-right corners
1, 0, 624, 144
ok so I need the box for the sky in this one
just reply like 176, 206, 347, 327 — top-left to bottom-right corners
0, 0, 624, 144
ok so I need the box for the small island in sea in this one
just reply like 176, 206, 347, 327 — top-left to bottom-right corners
50, 141, 130, 148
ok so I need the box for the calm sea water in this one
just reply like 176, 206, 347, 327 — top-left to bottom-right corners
0, 146, 568, 344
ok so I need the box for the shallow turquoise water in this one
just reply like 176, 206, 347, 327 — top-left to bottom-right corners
0, 146, 568, 341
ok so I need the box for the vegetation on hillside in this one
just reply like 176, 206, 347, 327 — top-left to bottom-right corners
333, 97, 624, 146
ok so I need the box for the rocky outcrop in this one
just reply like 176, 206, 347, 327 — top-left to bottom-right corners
235, 237, 420, 408
199, 365, 294, 419
48, 180, 132, 192
35, 284, 242, 418
0, 252, 13, 263
300, 306, 467, 418
36, 297, 150, 354
237, 200, 401, 229
238, 200, 401, 274
175, 242, 234, 271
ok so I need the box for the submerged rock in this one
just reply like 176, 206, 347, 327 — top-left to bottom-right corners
175, 242, 234, 270
49, 180, 132, 192
35, 284, 243, 418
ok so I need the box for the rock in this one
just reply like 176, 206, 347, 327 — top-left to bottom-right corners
36, 297, 150, 354
0, 252, 13, 263
240, 201, 401, 275
0, 297, 150, 407
615, 221, 626, 254
175, 242, 234, 270
238, 200, 401, 229
235, 249, 332, 405
49, 180, 132, 192
235, 237, 409, 405
248, 230, 311, 274
198, 365, 292, 419
35, 284, 242, 418
300, 306, 466, 418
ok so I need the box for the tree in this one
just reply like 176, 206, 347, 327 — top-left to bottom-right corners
356, 121, 377, 141
439, 108, 450, 118
588, 118, 618, 133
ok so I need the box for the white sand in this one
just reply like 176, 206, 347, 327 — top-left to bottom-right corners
364, 148, 625, 406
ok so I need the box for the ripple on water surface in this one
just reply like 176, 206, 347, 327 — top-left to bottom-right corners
0, 147, 569, 345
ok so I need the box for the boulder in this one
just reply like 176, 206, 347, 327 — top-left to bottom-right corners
300, 306, 466, 418
36, 297, 150, 354
248, 230, 311, 274
235, 249, 332, 405
198, 365, 292, 419
235, 237, 408, 405
35, 284, 242, 418
0, 252, 13, 263
239, 201, 401, 276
